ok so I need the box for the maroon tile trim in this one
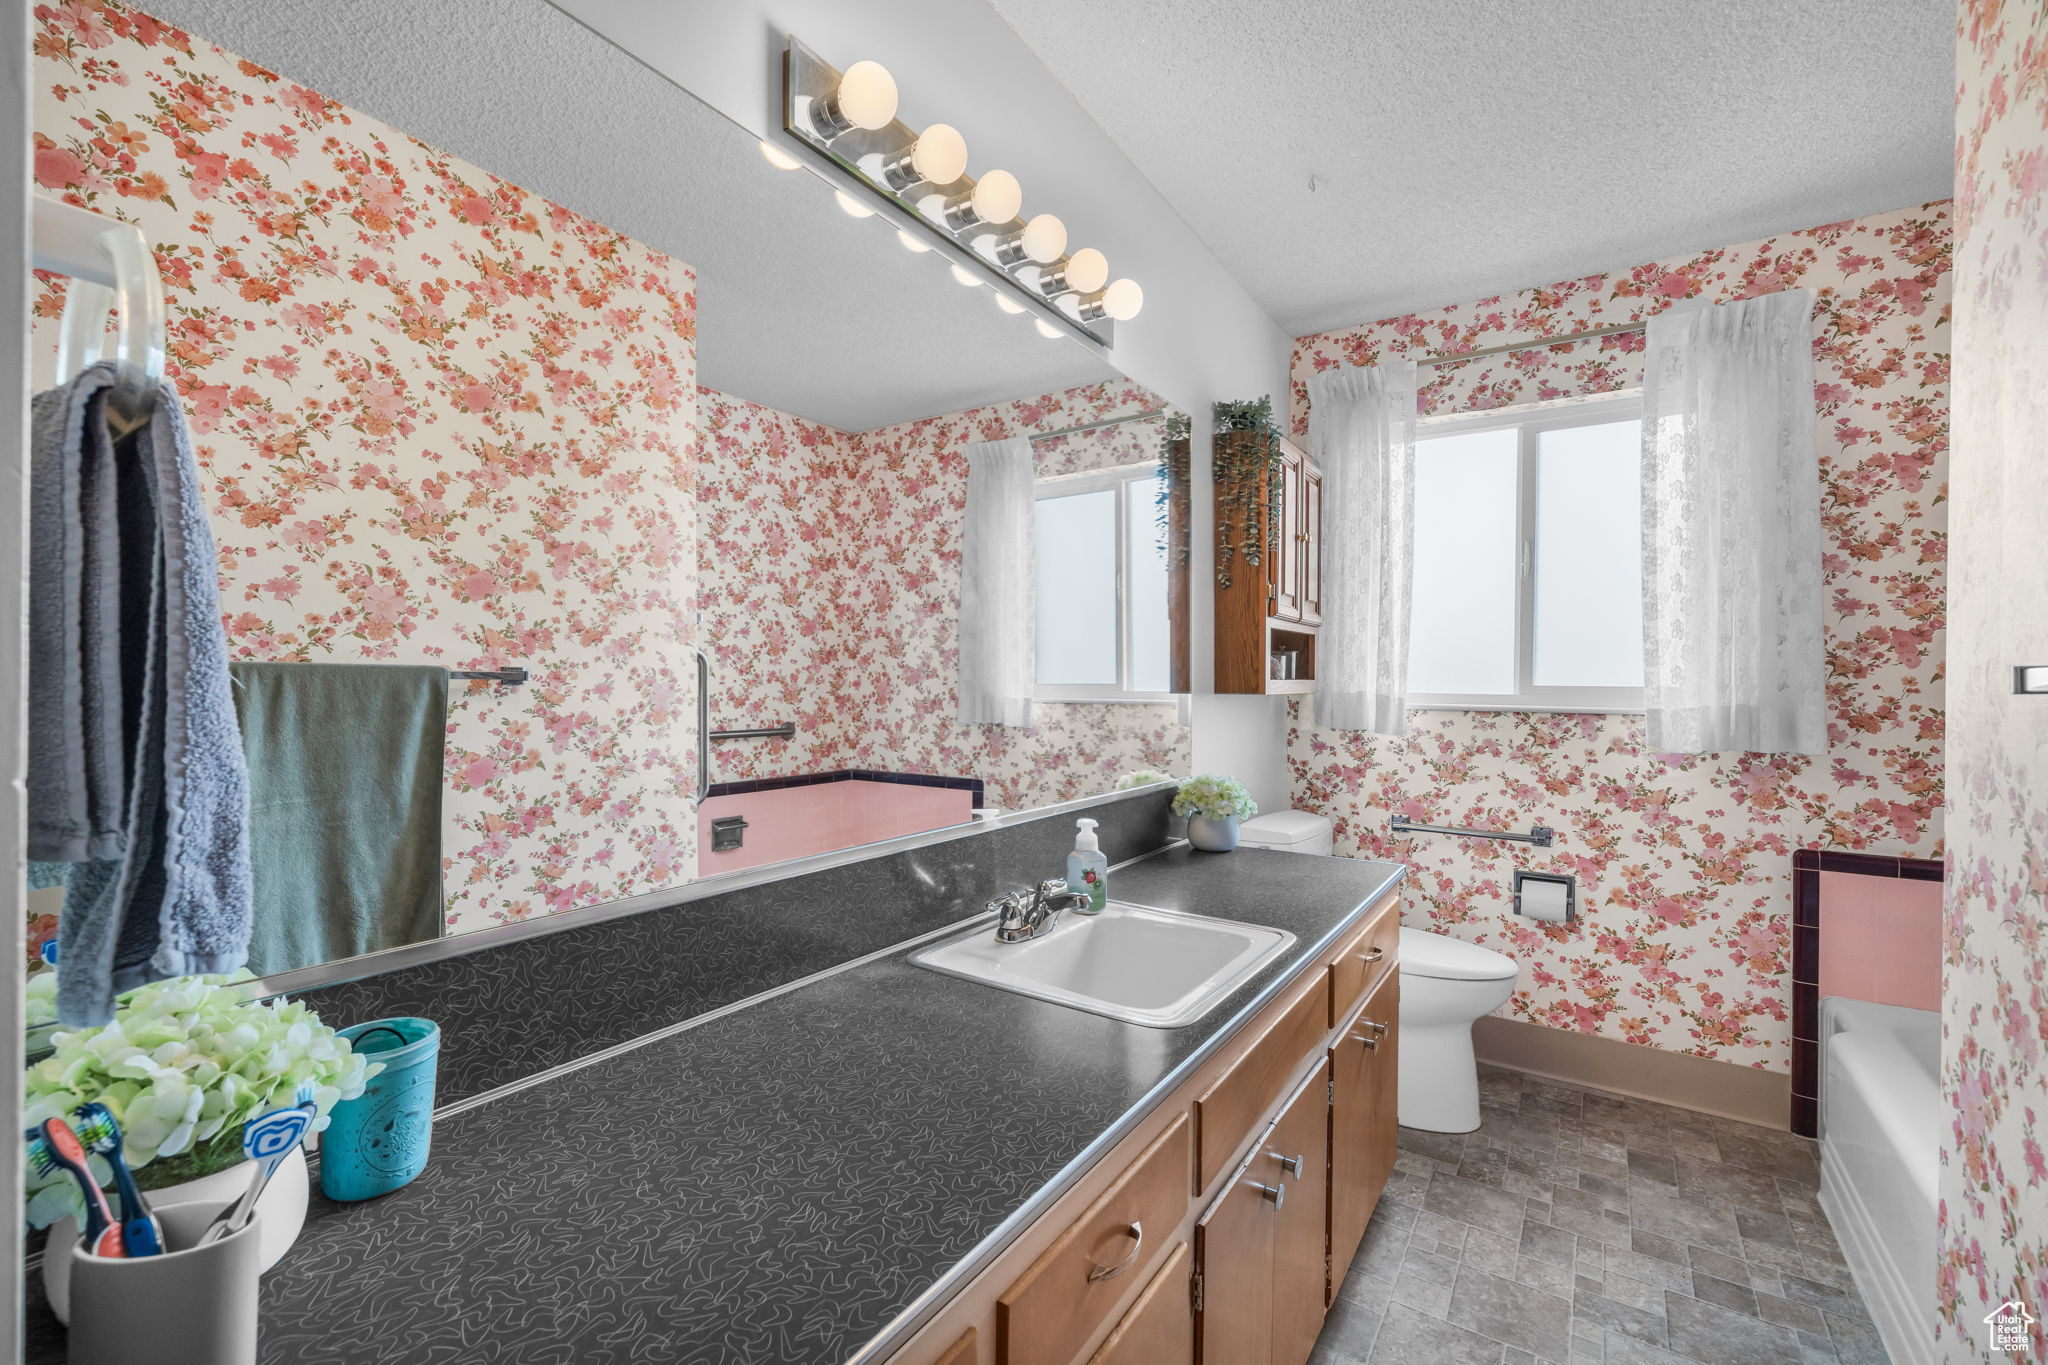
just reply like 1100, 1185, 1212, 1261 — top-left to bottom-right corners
1788, 848, 1945, 1137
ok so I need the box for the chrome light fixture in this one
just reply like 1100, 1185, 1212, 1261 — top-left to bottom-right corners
779, 38, 1141, 349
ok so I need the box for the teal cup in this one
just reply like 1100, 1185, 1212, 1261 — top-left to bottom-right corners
321, 1017, 440, 1202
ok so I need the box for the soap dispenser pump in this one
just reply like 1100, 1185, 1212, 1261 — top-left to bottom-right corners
1067, 818, 1108, 914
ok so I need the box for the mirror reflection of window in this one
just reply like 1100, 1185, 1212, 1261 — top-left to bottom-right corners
1033, 467, 1174, 700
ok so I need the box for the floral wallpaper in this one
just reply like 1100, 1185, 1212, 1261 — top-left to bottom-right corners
1941, 0, 2048, 1355
1289, 201, 1951, 1070
30, 2, 700, 936
694, 381, 1189, 812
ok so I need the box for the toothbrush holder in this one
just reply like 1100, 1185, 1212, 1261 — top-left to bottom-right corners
66, 1201, 262, 1364
321, 1016, 440, 1202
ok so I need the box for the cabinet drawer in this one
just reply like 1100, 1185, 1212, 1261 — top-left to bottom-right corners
1327, 895, 1399, 1027
999, 1114, 1191, 1365
1086, 1241, 1192, 1365
1194, 971, 1331, 1190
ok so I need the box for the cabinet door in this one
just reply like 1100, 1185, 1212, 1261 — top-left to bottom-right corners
1270, 444, 1303, 621
1195, 1144, 1278, 1365
1267, 1065, 1333, 1365
1328, 969, 1399, 1297
1088, 1241, 1193, 1365
1299, 461, 1322, 627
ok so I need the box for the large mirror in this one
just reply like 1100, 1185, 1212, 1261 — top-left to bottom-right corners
23, 2, 1190, 996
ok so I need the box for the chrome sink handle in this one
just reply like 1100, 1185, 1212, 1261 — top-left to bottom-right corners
988, 891, 1032, 943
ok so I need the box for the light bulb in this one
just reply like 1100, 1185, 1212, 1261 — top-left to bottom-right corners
950, 263, 982, 288
1102, 278, 1144, 320
1064, 247, 1108, 294
992, 292, 1025, 314
758, 140, 801, 171
995, 213, 1067, 269
971, 169, 1022, 224
1034, 317, 1065, 339
832, 61, 899, 132
896, 229, 930, 253
834, 190, 875, 219
910, 124, 968, 183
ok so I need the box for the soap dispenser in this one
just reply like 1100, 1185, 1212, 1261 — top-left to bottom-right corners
1067, 818, 1108, 914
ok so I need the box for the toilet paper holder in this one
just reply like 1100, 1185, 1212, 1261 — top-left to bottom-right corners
1513, 870, 1577, 923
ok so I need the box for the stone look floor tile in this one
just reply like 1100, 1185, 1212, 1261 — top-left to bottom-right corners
1318, 1068, 1876, 1365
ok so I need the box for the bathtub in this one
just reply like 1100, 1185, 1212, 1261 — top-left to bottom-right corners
696, 771, 979, 874
1820, 995, 1937, 1365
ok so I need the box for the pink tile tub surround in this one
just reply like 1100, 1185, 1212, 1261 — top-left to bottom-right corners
696, 781, 975, 875
1818, 870, 1943, 1012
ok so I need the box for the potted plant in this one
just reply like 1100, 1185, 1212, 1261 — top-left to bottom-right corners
24, 972, 378, 1315
1172, 775, 1258, 852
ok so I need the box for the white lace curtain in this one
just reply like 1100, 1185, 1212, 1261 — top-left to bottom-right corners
957, 436, 1035, 728
1641, 290, 1825, 754
1308, 361, 1419, 736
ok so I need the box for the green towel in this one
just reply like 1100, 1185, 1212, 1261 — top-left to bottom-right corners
230, 663, 447, 975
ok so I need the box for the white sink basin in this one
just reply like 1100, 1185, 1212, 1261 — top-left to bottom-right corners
910, 902, 1296, 1028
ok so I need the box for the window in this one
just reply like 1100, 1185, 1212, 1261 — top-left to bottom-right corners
1407, 395, 1644, 712
1034, 465, 1174, 701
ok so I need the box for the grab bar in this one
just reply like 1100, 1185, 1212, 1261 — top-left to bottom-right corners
710, 723, 798, 741
1389, 815, 1554, 848
694, 649, 710, 800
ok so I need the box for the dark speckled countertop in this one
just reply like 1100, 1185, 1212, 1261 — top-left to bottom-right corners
23, 848, 1404, 1365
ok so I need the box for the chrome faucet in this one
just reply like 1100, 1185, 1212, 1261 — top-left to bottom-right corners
988, 878, 1092, 943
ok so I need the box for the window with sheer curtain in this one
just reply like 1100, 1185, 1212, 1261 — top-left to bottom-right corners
1406, 394, 1645, 712
1032, 465, 1173, 702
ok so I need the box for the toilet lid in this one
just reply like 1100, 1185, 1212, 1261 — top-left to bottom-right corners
1399, 928, 1518, 981
1238, 809, 1333, 846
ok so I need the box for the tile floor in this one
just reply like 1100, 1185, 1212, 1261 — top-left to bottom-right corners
1311, 1064, 1886, 1365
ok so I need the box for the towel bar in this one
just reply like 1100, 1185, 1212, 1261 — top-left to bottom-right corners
1389, 815, 1553, 847
710, 723, 798, 741
449, 667, 527, 685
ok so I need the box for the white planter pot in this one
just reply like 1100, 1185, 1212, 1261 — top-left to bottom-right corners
42, 1146, 307, 1325
1186, 813, 1242, 852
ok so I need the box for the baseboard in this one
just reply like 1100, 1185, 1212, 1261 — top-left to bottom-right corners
1472, 1016, 1792, 1131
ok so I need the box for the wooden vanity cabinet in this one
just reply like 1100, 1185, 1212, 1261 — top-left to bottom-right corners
884, 890, 1401, 1365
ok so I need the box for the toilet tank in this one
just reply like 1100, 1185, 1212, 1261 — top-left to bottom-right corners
1237, 810, 1334, 855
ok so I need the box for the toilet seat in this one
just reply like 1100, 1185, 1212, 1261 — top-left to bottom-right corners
1398, 927, 1517, 981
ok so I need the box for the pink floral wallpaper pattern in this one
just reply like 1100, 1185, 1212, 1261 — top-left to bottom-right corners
1288, 202, 1951, 1071
1942, 0, 2048, 1354
31, 2, 701, 935
695, 381, 1189, 812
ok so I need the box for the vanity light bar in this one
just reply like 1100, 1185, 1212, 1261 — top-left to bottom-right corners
779, 37, 1139, 350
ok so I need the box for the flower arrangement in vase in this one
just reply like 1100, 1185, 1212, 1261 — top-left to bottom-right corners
1171, 775, 1259, 852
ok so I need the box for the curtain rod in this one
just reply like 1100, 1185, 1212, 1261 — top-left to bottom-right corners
1027, 407, 1168, 443
1418, 319, 1646, 368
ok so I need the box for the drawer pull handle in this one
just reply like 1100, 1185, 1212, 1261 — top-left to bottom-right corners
1270, 1150, 1305, 1180
1364, 1019, 1389, 1037
1359, 946, 1386, 964
1351, 1027, 1381, 1050
1085, 1221, 1144, 1283
1252, 1181, 1286, 1208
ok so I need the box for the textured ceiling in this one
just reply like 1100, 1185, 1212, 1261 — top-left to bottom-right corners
135, 0, 1113, 431
989, 0, 1954, 336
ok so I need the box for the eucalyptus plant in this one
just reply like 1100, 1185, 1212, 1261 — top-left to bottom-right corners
1211, 396, 1285, 589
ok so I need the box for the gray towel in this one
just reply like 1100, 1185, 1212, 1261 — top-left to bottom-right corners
31, 364, 252, 1026
231, 662, 447, 975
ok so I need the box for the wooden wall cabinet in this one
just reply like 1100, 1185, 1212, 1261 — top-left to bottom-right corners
1214, 432, 1322, 695
884, 893, 1402, 1365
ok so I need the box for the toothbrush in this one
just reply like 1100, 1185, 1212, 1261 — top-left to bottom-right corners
70, 1103, 162, 1256
26, 1119, 126, 1257
201, 1090, 315, 1245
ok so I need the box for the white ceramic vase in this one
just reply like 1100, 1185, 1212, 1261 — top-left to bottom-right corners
1186, 813, 1242, 852
42, 1146, 308, 1325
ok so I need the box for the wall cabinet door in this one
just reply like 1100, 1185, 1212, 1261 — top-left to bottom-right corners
1087, 1241, 1193, 1365
1271, 444, 1303, 621
1328, 969, 1399, 1297
1299, 461, 1322, 627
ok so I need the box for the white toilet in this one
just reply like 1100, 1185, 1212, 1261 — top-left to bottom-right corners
1238, 809, 1521, 1134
